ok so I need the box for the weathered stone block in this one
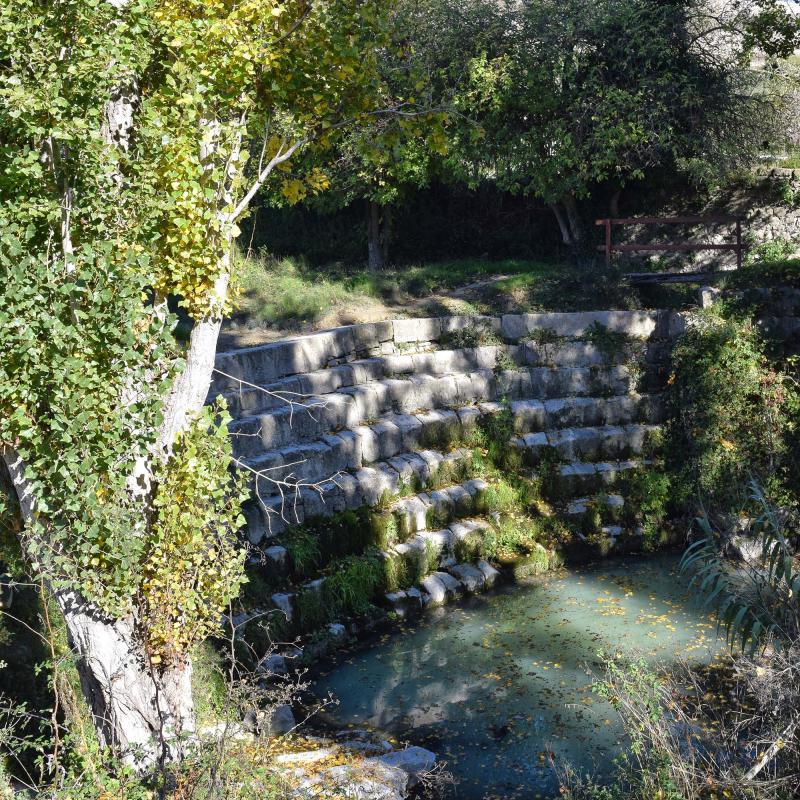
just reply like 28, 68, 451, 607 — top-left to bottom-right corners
421, 573, 447, 605
448, 563, 485, 593
476, 559, 500, 588
431, 570, 463, 599
511, 399, 546, 433
351, 357, 387, 385
392, 414, 423, 450
393, 317, 442, 344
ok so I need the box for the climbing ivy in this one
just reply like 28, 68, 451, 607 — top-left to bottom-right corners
0, 2, 394, 758
141, 403, 248, 663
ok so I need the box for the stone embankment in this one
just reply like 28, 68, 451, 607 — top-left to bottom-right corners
211, 310, 686, 648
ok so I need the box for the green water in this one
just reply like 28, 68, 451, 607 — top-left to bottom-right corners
313, 555, 723, 799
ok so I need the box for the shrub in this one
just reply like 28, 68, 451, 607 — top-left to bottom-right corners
665, 308, 798, 510
483, 480, 519, 515
623, 470, 673, 552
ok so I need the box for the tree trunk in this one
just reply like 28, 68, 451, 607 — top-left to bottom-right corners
158, 273, 228, 452
610, 187, 622, 219
562, 194, 584, 246
0, 447, 194, 765
548, 201, 574, 246
366, 199, 388, 271
55, 590, 193, 763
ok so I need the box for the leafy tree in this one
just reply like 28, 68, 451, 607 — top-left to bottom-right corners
0, 0, 391, 765
268, 0, 457, 270
450, 0, 783, 254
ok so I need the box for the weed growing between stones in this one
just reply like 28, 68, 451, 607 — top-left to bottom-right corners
439, 322, 503, 349
321, 551, 384, 618
493, 349, 518, 376
284, 528, 322, 575
525, 328, 566, 364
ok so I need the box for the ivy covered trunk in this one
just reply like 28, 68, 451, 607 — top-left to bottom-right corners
1, 0, 388, 778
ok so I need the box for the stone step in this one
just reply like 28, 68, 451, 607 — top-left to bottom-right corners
229, 365, 642, 458
242, 447, 476, 544
566, 494, 625, 516
402, 518, 493, 569
265, 516, 499, 626
236, 392, 663, 513
545, 459, 649, 499
512, 423, 660, 463
216, 339, 670, 419
237, 394, 664, 542
212, 310, 683, 397
389, 479, 489, 539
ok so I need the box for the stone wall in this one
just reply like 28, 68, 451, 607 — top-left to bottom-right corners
618, 170, 800, 270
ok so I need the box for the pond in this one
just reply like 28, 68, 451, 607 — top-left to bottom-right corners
312, 555, 723, 799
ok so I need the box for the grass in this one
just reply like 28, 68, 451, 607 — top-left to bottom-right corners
231, 251, 565, 333
227, 248, 710, 348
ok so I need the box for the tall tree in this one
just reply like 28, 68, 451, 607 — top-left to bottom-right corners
268, 0, 463, 270
450, 0, 784, 255
0, 0, 389, 764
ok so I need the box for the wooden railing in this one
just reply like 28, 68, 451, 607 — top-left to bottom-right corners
595, 215, 744, 279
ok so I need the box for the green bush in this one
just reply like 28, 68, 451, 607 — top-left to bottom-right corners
482, 480, 519, 515
665, 308, 798, 508
623, 470, 673, 552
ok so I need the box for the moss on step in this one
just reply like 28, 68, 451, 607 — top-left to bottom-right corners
511, 543, 555, 579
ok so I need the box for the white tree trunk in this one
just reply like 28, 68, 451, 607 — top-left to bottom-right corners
548, 201, 573, 246
0, 447, 193, 764
54, 590, 194, 762
158, 273, 229, 452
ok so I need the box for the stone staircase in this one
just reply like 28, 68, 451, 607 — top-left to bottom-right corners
211, 310, 684, 637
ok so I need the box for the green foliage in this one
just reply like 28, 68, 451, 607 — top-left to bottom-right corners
623, 471, 673, 553
451, 0, 776, 233
584, 323, 631, 362
0, 242, 171, 616
681, 482, 800, 652
511, 543, 552, 579
481, 516, 552, 563
283, 528, 322, 575
744, 236, 798, 265
664, 308, 797, 507
482, 481, 519, 516
493, 350, 517, 376
141, 403, 248, 662
383, 552, 409, 593
191, 641, 228, 727
321, 551, 384, 619
474, 399, 516, 469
